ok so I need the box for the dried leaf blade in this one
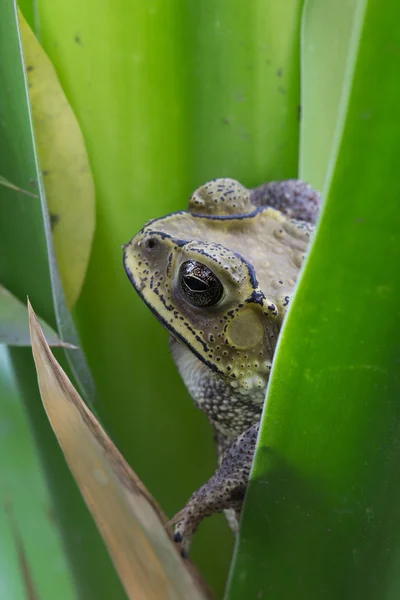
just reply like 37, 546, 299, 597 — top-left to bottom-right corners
28, 299, 209, 600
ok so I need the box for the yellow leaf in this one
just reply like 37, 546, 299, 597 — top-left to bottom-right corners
19, 12, 95, 308
28, 300, 212, 600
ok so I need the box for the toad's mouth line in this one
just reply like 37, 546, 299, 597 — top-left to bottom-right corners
123, 251, 226, 377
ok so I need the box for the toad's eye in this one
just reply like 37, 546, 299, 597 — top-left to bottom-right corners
179, 260, 223, 308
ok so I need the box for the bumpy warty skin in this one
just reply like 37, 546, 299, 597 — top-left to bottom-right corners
170, 338, 264, 442
123, 177, 319, 556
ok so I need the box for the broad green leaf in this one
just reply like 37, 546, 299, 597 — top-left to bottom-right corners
19, 11, 96, 309
34, 2, 304, 591
299, 0, 358, 191
8, 347, 127, 600
28, 300, 211, 600
182, 1, 304, 185
226, 0, 400, 598
0, 1, 126, 597
0, 348, 76, 600
0, 285, 75, 347
16, 0, 35, 29
0, 0, 95, 414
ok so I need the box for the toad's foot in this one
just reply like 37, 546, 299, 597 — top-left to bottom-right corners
171, 423, 259, 557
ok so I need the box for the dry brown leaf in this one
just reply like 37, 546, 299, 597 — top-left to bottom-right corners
28, 299, 212, 600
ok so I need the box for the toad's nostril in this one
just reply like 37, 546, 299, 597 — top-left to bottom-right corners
146, 237, 157, 250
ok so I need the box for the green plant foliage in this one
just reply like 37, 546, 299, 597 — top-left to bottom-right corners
0, 349, 76, 600
4, 0, 400, 597
0, 2, 95, 405
299, 0, 358, 190
33, 0, 304, 592
0, 1, 127, 597
226, 0, 400, 597
0, 285, 73, 346
19, 10, 96, 311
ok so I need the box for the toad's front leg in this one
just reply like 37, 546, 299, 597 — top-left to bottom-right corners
171, 422, 259, 557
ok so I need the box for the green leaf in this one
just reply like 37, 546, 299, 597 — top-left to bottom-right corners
0, 286, 75, 347
0, 348, 76, 600
182, 0, 305, 185
299, 0, 359, 190
34, 1, 304, 592
0, 1, 126, 597
226, 0, 400, 597
0, 0, 95, 409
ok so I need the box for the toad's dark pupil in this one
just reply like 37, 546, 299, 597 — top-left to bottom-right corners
182, 275, 208, 292
179, 260, 223, 307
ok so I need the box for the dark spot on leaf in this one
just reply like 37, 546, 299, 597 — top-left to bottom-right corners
50, 213, 60, 229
